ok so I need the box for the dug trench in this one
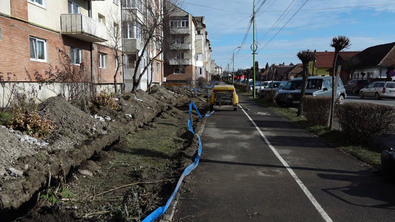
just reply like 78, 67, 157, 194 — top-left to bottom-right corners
0, 85, 209, 221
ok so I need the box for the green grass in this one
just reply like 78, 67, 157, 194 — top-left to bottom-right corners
249, 94, 381, 168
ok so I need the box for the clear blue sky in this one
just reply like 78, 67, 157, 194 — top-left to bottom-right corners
180, 0, 395, 71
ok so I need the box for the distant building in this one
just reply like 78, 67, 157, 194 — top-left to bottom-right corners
347, 42, 395, 80
164, 2, 212, 85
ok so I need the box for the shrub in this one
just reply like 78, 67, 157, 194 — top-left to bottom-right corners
303, 96, 331, 126
196, 77, 207, 86
336, 103, 395, 145
7, 94, 54, 138
8, 111, 55, 138
92, 93, 119, 110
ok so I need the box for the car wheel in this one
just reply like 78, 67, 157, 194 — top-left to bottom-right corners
374, 93, 381, 100
359, 91, 364, 99
338, 95, 345, 104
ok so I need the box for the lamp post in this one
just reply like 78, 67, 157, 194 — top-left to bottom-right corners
232, 46, 241, 84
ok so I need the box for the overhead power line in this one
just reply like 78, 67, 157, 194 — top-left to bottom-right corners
258, 0, 309, 52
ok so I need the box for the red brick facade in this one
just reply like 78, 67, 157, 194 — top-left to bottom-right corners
0, 15, 121, 85
11, 0, 28, 20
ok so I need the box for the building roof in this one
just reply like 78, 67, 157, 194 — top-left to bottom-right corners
288, 64, 303, 77
314, 51, 360, 68
350, 42, 395, 67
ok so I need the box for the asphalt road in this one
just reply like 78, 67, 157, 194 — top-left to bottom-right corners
172, 94, 395, 222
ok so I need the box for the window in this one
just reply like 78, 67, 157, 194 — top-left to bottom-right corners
196, 53, 202, 61
156, 62, 160, 73
29, 0, 45, 7
170, 20, 189, 28
176, 52, 184, 59
114, 23, 120, 37
122, 22, 141, 39
99, 53, 107, 69
68, 1, 80, 13
175, 67, 185, 74
127, 54, 137, 68
98, 14, 106, 25
0, 28, 2, 40
29, 36, 47, 61
70, 47, 82, 64
123, 0, 143, 11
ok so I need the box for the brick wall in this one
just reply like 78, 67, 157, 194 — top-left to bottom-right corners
10, 0, 28, 20
0, 16, 122, 85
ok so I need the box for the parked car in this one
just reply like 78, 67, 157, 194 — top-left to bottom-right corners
259, 81, 288, 97
275, 76, 347, 107
344, 79, 369, 94
250, 80, 270, 92
359, 81, 395, 99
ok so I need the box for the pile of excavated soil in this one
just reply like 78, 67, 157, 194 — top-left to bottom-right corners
0, 85, 208, 221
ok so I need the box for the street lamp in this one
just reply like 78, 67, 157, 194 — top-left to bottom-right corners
232, 46, 241, 84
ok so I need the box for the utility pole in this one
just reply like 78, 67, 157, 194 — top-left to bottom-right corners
252, 0, 257, 98
232, 51, 235, 85
233, 46, 241, 85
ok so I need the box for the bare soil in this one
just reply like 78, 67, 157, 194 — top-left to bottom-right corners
0, 85, 209, 221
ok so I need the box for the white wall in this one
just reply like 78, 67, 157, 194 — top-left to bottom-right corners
0, 82, 121, 108
0, 0, 11, 15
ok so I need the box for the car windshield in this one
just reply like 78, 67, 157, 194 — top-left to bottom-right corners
284, 80, 302, 90
306, 79, 323, 89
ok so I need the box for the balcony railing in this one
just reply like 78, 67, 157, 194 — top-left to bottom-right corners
124, 38, 143, 52
170, 27, 190, 35
169, 58, 191, 65
170, 43, 191, 50
60, 14, 107, 42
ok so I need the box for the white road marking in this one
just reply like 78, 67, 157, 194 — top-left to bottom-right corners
240, 107, 333, 222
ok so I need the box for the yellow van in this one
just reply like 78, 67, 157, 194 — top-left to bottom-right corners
209, 85, 239, 111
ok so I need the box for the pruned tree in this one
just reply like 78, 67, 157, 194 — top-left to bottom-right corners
329, 35, 351, 129
297, 50, 316, 117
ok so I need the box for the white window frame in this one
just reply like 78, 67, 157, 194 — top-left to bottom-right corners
99, 53, 107, 69
29, 0, 45, 7
68, 1, 80, 14
123, 0, 143, 11
70, 47, 82, 65
123, 22, 141, 39
29, 36, 47, 62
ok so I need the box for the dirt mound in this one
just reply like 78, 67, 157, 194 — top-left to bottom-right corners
0, 85, 207, 221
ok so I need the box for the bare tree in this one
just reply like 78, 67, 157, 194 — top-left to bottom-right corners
104, 7, 124, 95
297, 50, 315, 117
329, 35, 351, 129
121, 0, 182, 93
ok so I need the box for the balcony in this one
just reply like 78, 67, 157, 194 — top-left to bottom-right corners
169, 58, 191, 65
170, 43, 191, 50
124, 38, 143, 52
170, 27, 190, 35
60, 14, 107, 42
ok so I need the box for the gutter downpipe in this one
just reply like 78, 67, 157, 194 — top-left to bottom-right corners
88, 1, 96, 95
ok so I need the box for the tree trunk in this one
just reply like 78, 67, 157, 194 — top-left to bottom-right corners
297, 65, 308, 117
